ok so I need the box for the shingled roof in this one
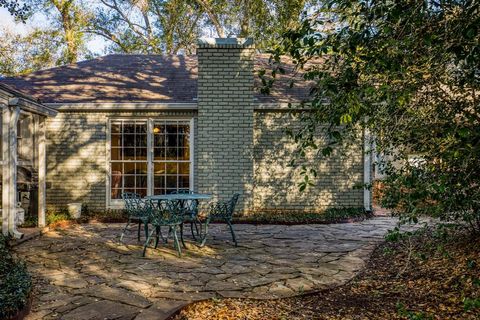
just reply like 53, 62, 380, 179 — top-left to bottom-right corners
0, 54, 311, 105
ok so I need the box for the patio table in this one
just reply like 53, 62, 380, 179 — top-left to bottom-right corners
145, 193, 212, 202
144, 193, 213, 245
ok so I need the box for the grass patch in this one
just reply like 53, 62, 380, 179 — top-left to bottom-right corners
0, 234, 32, 319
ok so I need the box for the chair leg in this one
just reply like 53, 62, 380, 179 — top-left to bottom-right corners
120, 219, 131, 242
190, 221, 198, 241
137, 221, 141, 241
172, 226, 182, 257
227, 220, 237, 246
154, 226, 160, 249
199, 220, 209, 247
144, 222, 149, 242
142, 229, 155, 257
180, 223, 187, 249
165, 226, 172, 243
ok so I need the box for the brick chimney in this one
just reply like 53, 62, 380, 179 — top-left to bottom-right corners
196, 38, 255, 213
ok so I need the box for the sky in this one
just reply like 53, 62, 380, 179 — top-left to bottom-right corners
0, 7, 107, 57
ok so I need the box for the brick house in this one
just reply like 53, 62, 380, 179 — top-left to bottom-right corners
1, 38, 372, 215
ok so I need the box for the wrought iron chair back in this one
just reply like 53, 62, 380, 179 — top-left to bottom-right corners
120, 192, 151, 242
143, 199, 185, 257
208, 193, 240, 222
149, 199, 184, 226
199, 193, 240, 247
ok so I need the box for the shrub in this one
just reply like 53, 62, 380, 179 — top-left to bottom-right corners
235, 207, 368, 224
0, 234, 32, 319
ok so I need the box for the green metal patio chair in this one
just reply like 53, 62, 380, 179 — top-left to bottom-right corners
171, 190, 201, 240
199, 193, 240, 247
120, 192, 150, 242
143, 199, 185, 257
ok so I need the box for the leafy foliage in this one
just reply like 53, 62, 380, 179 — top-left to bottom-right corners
0, 234, 32, 319
264, 0, 480, 233
0, 28, 64, 76
91, 0, 317, 54
235, 207, 368, 224
0, 0, 30, 21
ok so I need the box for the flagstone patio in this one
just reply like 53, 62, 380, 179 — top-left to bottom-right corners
14, 217, 397, 320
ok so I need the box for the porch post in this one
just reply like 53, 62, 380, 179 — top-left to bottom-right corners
2, 106, 20, 237
363, 127, 372, 212
1, 106, 9, 236
38, 117, 47, 227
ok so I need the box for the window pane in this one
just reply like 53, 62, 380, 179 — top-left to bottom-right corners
111, 174, 122, 189
154, 134, 165, 147
136, 162, 147, 174
153, 124, 165, 134
136, 175, 147, 188
136, 134, 147, 147
111, 148, 122, 160
136, 123, 147, 134
112, 162, 123, 174
124, 135, 135, 147
178, 148, 189, 160
124, 162, 135, 174
154, 175, 165, 188
154, 148, 165, 160
179, 176, 189, 188
154, 163, 165, 174
124, 124, 135, 134
111, 134, 122, 147
166, 124, 177, 134
166, 163, 177, 174
166, 135, 178, 147
124, 176, 135, 188
166, 176, 177, 188
178, 163, 190, 175
136, 148, 147, 160
178, 125, 189, 135
111, 123, 121, 134
124, 148, 135, 160
166, 148, 177, 160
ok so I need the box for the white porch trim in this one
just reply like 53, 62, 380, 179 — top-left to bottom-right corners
2, 105, 21, 238
38, 117, 47, 227
363, 128, 373, 212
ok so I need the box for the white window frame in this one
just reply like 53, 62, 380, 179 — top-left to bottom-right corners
106, 117, 194, 208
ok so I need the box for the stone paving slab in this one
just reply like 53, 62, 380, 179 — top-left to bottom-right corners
14, 217, 398, 319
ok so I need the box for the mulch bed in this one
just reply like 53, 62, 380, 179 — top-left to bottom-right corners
174, 228, 480, 319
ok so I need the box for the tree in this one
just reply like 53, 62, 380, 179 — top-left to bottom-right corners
265, 0, 480, 233
92, 0, 316, 54
26, 0, 91, 63
0, 28, 63, 76
91, 0, 202, 54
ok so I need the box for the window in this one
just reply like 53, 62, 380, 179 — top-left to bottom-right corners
108, 119, 192, 205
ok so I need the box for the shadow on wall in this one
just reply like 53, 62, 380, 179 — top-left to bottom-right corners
46, 113, 108, 212
252, 111, 364, 213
